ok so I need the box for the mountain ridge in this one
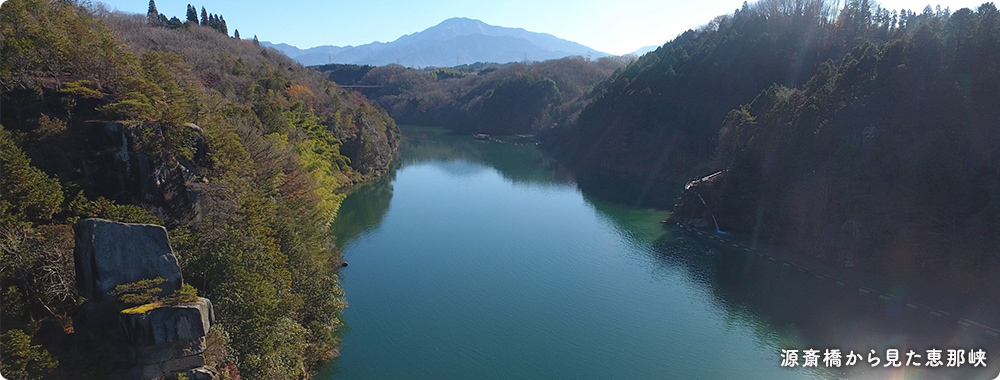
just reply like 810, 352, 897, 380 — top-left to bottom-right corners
264, 17, 608, 67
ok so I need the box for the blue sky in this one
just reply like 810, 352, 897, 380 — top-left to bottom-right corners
96, 0, 989, 55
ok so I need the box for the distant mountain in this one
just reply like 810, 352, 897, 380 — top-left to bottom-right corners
632, 45, 660, 56
261, 42, 349, 65
264, 17, 608, 67
261, 42, 304, 58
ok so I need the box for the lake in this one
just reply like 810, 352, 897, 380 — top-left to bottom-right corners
321, 126, 999, 379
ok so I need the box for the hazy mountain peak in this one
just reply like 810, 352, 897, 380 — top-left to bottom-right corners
398, 17, 517, 43
632, 45, 660, 56
432, 17, 505, 34
268, 18, 608, 67
437, 17, 487, 27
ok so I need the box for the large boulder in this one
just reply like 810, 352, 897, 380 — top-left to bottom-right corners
119, 298, 214, 348
108, 298, 216, 380
73, 218, 183, 302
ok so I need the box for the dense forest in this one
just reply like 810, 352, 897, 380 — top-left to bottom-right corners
0, 0, 399, 379
561, 0, 1000, 279
706, 3, 1000, 276
317, 56, 631, 135
553, 0, 927, 206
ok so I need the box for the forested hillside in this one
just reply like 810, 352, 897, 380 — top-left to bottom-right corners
707, 3, 1000, 275
557, 0, 915, 206
325, 56, 631, 135
0, 0, 399, 378
560, 0, 1000, 279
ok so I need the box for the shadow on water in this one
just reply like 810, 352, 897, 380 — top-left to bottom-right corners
580, 192, 1000, 379
647, 230, 1000, 379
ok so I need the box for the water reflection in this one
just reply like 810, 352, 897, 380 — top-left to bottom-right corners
647, 231, 1000, 379
581, 181, 1000, 379
400, 126, 574, 187
333, 167, 396, 248
334, 125, 572, 247
329, 126, 1000, 380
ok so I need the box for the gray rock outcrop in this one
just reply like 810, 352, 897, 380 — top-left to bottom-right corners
79, 122, 204, 222
71, 218, 218, 380
120, 298, 214, 347
73, 218, 182, 302
113, 298, 216, 380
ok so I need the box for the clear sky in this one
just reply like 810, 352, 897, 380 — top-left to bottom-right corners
94, 0, 990, 55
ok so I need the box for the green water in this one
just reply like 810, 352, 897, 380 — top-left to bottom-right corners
322, 126, 999, 379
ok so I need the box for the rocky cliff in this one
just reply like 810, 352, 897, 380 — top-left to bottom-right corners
73, 218, 217, 380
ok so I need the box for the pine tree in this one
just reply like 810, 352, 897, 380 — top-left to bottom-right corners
146, 0, 160, 25
220, 16, 228, 35
200, 6, 208, 26
234, 29, 240, 39
186, 4, 198, 24
253, 35, 259, 45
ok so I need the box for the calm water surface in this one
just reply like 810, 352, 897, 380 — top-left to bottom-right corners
321, 127, 999, 379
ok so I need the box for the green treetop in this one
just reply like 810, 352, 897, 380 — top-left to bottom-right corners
146, 0, 159, 25
186, 4, 197, 24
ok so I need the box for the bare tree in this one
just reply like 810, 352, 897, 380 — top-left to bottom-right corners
0, 225, 78, 322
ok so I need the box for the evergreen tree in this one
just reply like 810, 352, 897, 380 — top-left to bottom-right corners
208, 14, 218, 30
234, 29, 240, 39
200, 6, 208, 26
186, 4, 198, 24
253, 35, 259, 45
168, 16, 182, 29
146, 0, 160, 25
220, 16, 228, 35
